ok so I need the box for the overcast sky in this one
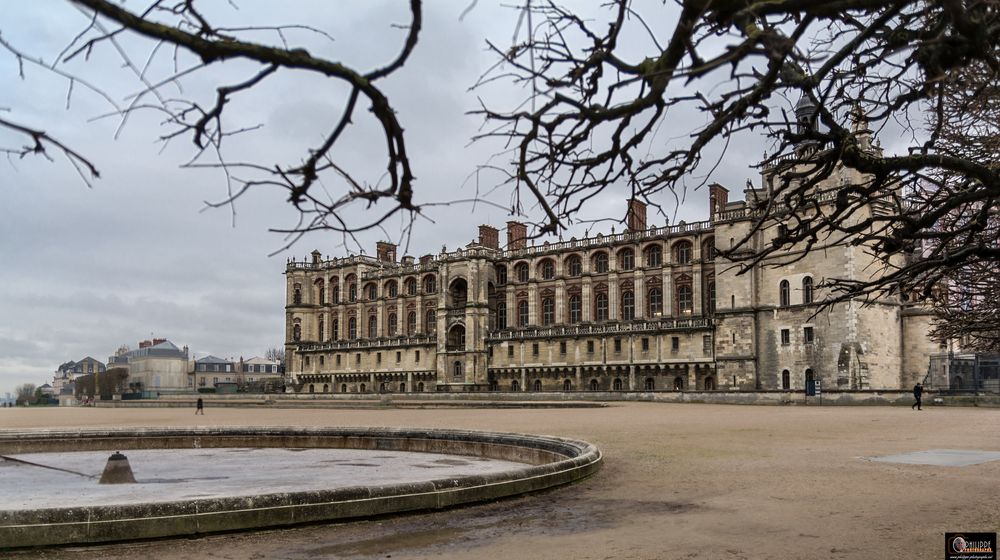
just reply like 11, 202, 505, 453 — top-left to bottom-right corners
0, 1, 865, 397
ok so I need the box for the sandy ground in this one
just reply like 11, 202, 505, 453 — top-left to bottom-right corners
2, 403, 998, 560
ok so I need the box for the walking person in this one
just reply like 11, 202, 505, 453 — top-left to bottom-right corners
911, 382, 924, 411
196, 397, 204, 415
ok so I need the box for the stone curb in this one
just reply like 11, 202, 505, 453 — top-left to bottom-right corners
0, 427, 602, 549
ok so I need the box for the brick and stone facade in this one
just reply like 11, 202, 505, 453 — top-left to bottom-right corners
285, 136, 940, 393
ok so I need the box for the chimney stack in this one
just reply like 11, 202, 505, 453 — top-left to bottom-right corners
626, 199, 647, 232
478, 225, 499, 249
375, 241, 397, 263
709, 184, 729, 221
506, 221, 527, 250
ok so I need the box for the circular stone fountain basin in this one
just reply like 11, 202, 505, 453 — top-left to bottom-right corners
0, 427, 602, 548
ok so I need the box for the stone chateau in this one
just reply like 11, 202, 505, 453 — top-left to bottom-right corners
284, 114, 940, 394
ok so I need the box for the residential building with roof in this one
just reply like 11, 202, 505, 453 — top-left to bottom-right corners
110, 339, 190, 392
52, 357, 106, 394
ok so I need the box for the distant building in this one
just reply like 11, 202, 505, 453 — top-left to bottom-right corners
241, 357, 283, 382
192, 355, 236, 389
52, 357, 106, 394
110, 339, 189, 392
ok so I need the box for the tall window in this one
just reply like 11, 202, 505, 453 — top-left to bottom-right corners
540, 259, 555, 280
619, 249, 634, 271
423, 275, 437, 294
386, 280, 398, 298
621, 291, 635, 320
368, 314, 377, 338
331, 317, 338, 340
348, 317, 357, 339
407, 311, 416, 334
365, 283, 377, 300
318, 316, 324, 341
497, 302, 507, 329
425, 309, 436, 333
387, 313, 397, 336
674, 241, 692, 264
648, 288, 662, 316
518, 300, 529, 326
779, 280, 790, 307
707, 281, 716, 313
317, 283, 325, 305
542, 297, 555, 325
569, 295, 582, 323
515, 262, 529, 282
405, 277, 417, 295
293, 284, 302, 305
496, 265, 507, 285
703, 238, 716, 261
802, 277, 814, 304
453, 361, 463, 378
567, 255, 582, 277
331, 285, 340, 304
595, 292, 609, 321
348, 283, 357, 302
292, 323, 301, 341
677, 285, 693, 313
593, 252, 609, 273
645, 245, 662, 267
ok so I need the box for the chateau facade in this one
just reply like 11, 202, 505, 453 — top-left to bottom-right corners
284, 127, 939, 394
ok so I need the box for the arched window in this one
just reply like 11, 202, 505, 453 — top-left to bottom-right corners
425, 309, 436, 333
387, 313, 397, 336
613, 378, 623, 391
779, 280, 790, 307
417, 382, 425, 392
348, 283, 357, 302
404, 277, 417, 295
365, 283, 377, 300
619, 249, 634, 271
293, 284, 302, 305
593, 252, 609, 273
567, 255, 582, 277
533, 379, 542, 392
341, 383, 347, 393
644, 245, 662, 267
703, 237, 716, 261
348, 317, 357, 339
368, 314, 378, 338
447, 324, 466, 350
317, 281, 326, 305
677, 284, 693, 313
563, 379, 572, 391
309, 384, 315, 393
359, 383, 366, 393
322, 384, 329, 393
518, 300, 529, 326
648, 288, 663, 317
704, 376, 716, 390
449, 278, 468, 307
292, 323, 301, 341
423, 275, 437, 294
331, 284, 340, 304
511, 379, 520, 392
542, 297, 555, 325
331, 317, 338, 340
595, 292, 609, 321
399, 382, 406, 393
781, 369, 791, 390
673, 377, 684, 390
496, 265, 507, 285
706, 281, 716, 313
568, 295, 582, 323
497, 302, 507, 329
802, 277, 814, 304
644, 377, 655, 391
621, 291, 635, 320
805, 368, 814, 384
379, 382, 388, 393
453, 361, 463, 378
515, 262, 529, 283
386, 280, 398, 298
318, 316, 324, 341
674, 241, 693, 264
589, 379, 599, 391
407, 312, 416, 335
540, 259, 555, 280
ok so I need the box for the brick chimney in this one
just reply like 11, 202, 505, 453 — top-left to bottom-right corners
626, 199, 647, 232
478, 225, 499, 249
375, 241, 397, 262
709, 183, 729, 221
506, 221, 527, 250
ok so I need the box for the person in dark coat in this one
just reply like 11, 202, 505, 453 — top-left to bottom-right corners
196, 397, 204, 415
911, 383, 924, 410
